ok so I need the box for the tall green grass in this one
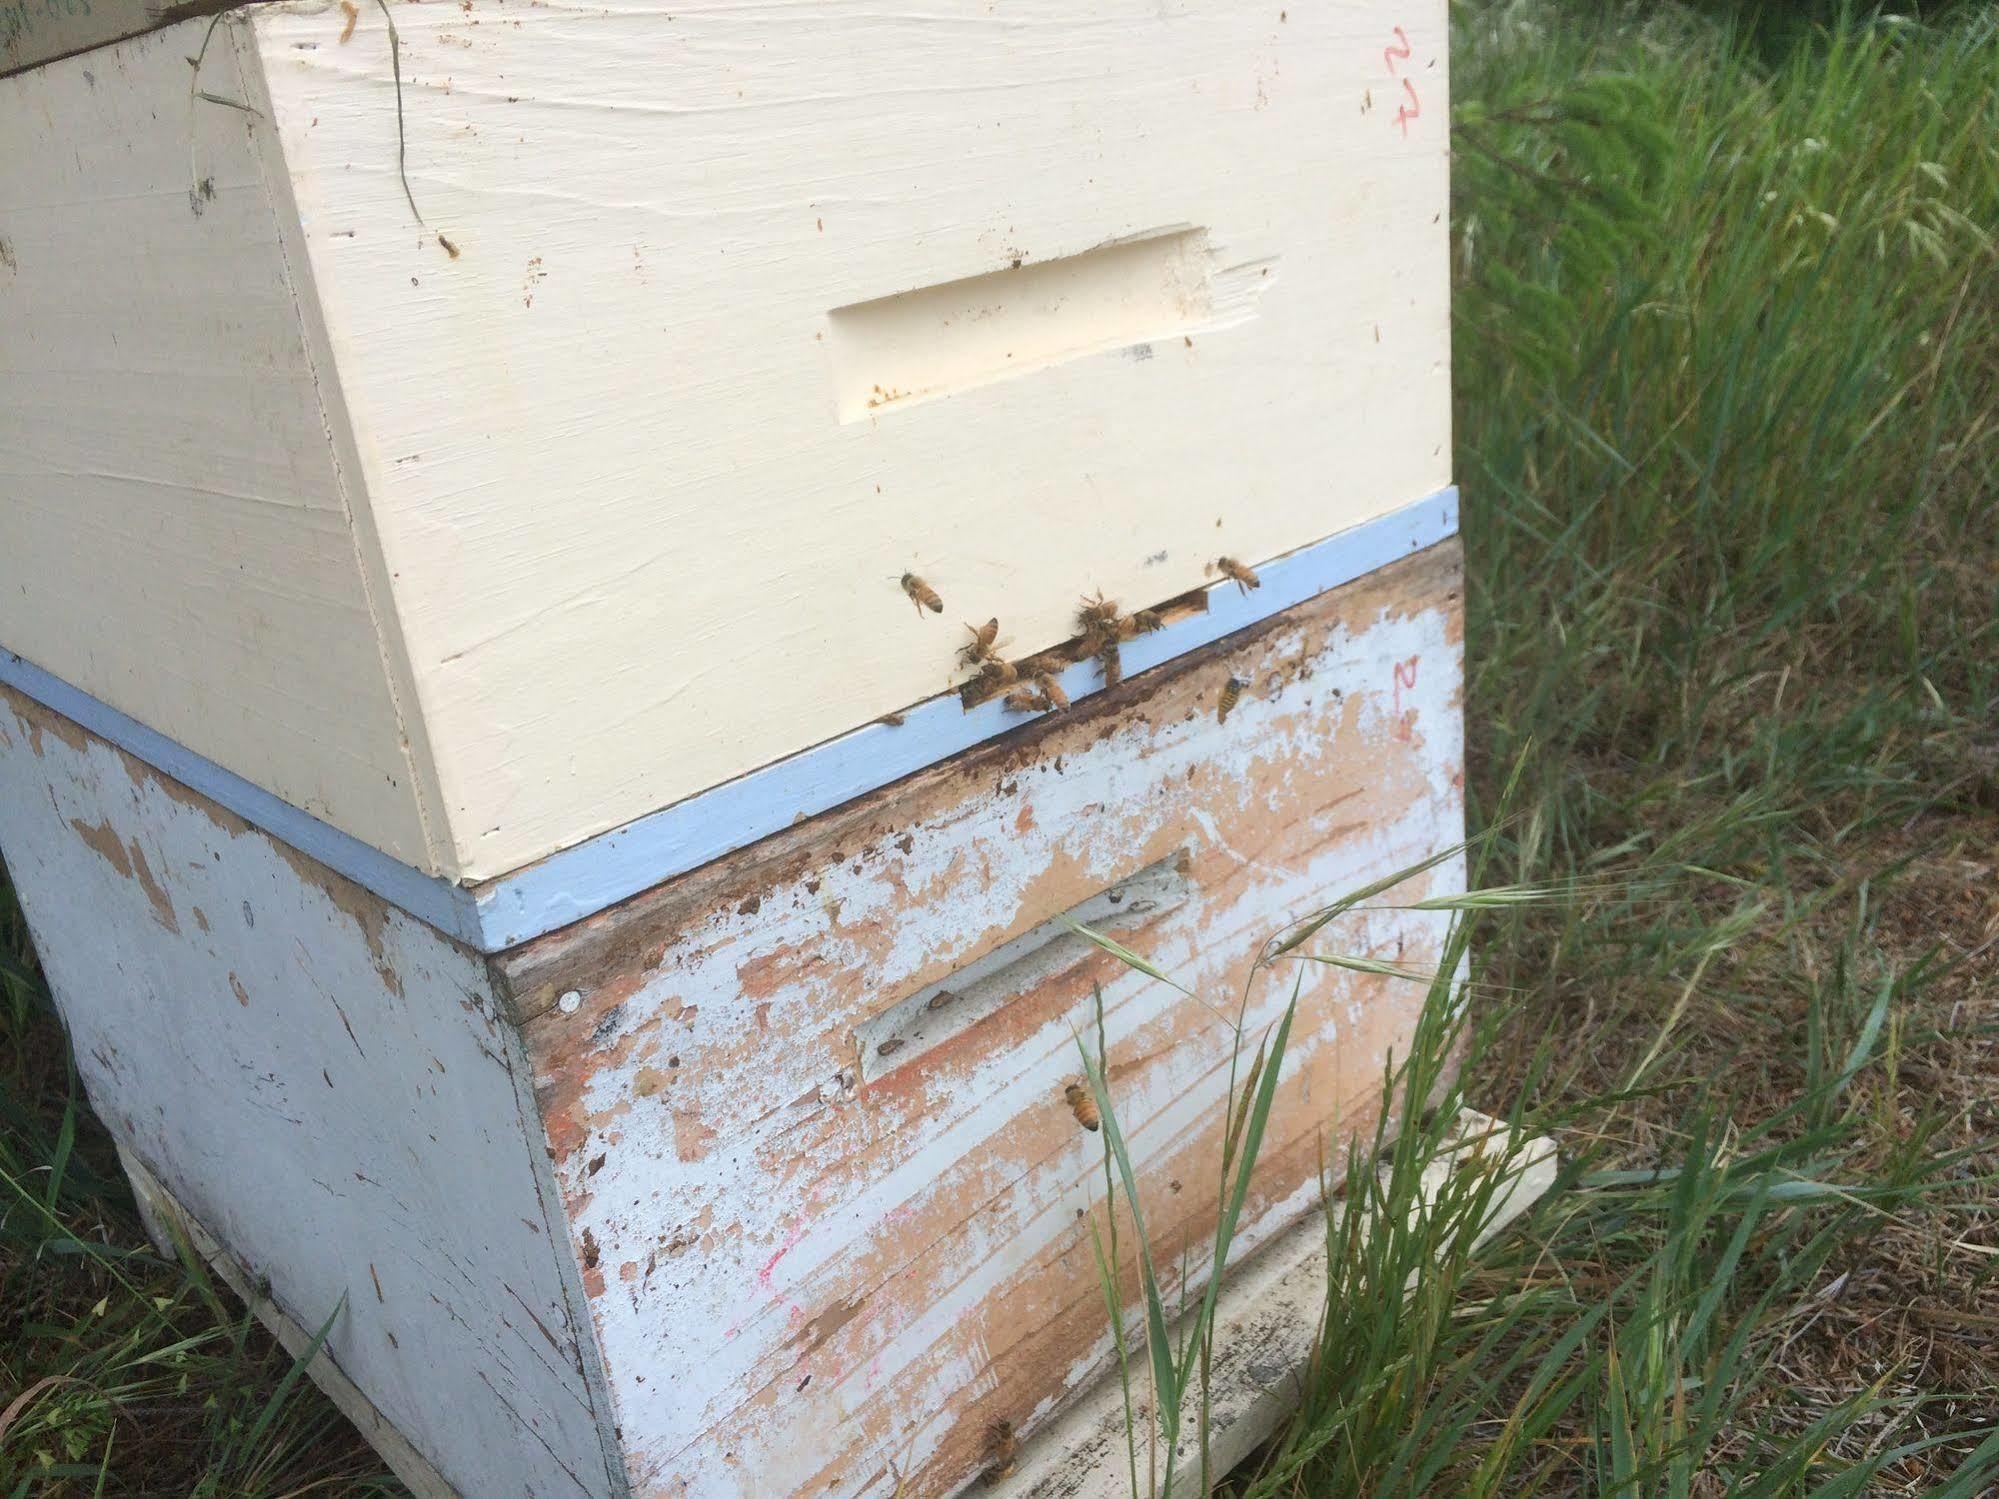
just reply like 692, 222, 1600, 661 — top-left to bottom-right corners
1080, 5, 1999, 1496
1288, 4, 1998, 1492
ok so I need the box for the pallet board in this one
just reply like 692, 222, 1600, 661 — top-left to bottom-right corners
1, 0, 1451, 882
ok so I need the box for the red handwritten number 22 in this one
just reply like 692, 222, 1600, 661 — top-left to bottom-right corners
1383, 25, 1420, 136
1392, 655, 1421, 740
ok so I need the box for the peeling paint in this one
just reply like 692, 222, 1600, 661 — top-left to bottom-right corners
0, 682, 617, 1498
509, 544, 1465, 1497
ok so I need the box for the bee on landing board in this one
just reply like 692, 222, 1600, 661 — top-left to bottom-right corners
1216, 556, 1261, 593
1218, 675, 1246, 723
1002, 687, 1048, 714
1120, 608, 1165, 640
1037, 673, 1071, 711
978, 657, 1021, 691
1077, 592, 1120, 634
1065, 1081, 1101, 1132
959, 617, 1001, 667
1098, 642, 1124, 690
900, 572, 944, 615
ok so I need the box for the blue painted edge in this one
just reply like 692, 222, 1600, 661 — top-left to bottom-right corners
471, 486, 1459, 949
0, 649, 489, 948
0, 487, 1456, 954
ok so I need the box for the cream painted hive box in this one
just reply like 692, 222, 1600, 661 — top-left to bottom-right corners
0, 2, 1462, 1495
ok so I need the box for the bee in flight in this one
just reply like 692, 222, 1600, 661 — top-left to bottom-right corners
900, 572, 944, 615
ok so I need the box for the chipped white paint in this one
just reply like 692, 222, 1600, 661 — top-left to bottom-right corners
0, 688, 620, 1499
1, 0, 1453, 881
514, 554, 1466, 1496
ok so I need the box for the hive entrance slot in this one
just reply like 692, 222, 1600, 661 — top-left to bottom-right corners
856, 853, 1194, 1082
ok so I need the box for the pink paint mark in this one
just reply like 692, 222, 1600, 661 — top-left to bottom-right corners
1391, 656, 1421, 740
1391, 654, 1420, 712
724, 1224, 808, 1339
1383, 26, 1419, 135
1383, 25, 1411, 72
1395, 77, 1421, 135
758, 1221, 807, 1291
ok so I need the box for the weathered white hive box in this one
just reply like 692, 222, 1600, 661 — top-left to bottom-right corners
0, 2, 1458, 1495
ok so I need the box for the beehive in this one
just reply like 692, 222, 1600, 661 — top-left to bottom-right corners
0, 4, 1466, 1495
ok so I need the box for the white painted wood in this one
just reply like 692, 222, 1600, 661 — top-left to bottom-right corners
1, 0, 206, 77
2, 3, 1448, 882
0, 687, 620, 1499
0, 24, 437, 869
119, 1145, 465, 1499
244, 0, 1452, 879
993, 1111, 1559, 1499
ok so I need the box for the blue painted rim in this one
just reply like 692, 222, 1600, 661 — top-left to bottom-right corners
1, 487, 1457, 952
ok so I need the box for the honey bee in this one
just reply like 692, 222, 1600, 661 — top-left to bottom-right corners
1037, 674, 1071, 711
1077, 592, 1121, 633
1002, 687, 1046, 713
959, 617, 1001, 666
1217, 557, 1261, 593
978, 657, 1021, 691
901, 572, 944, 615
1119, 608, 1165, 640
876, 711, 907, 727
1218, 675, 1246, 723
1064, 1081, 1101, 1132
983, 1419, 1019, 1482
1098, 643, 1123, 690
